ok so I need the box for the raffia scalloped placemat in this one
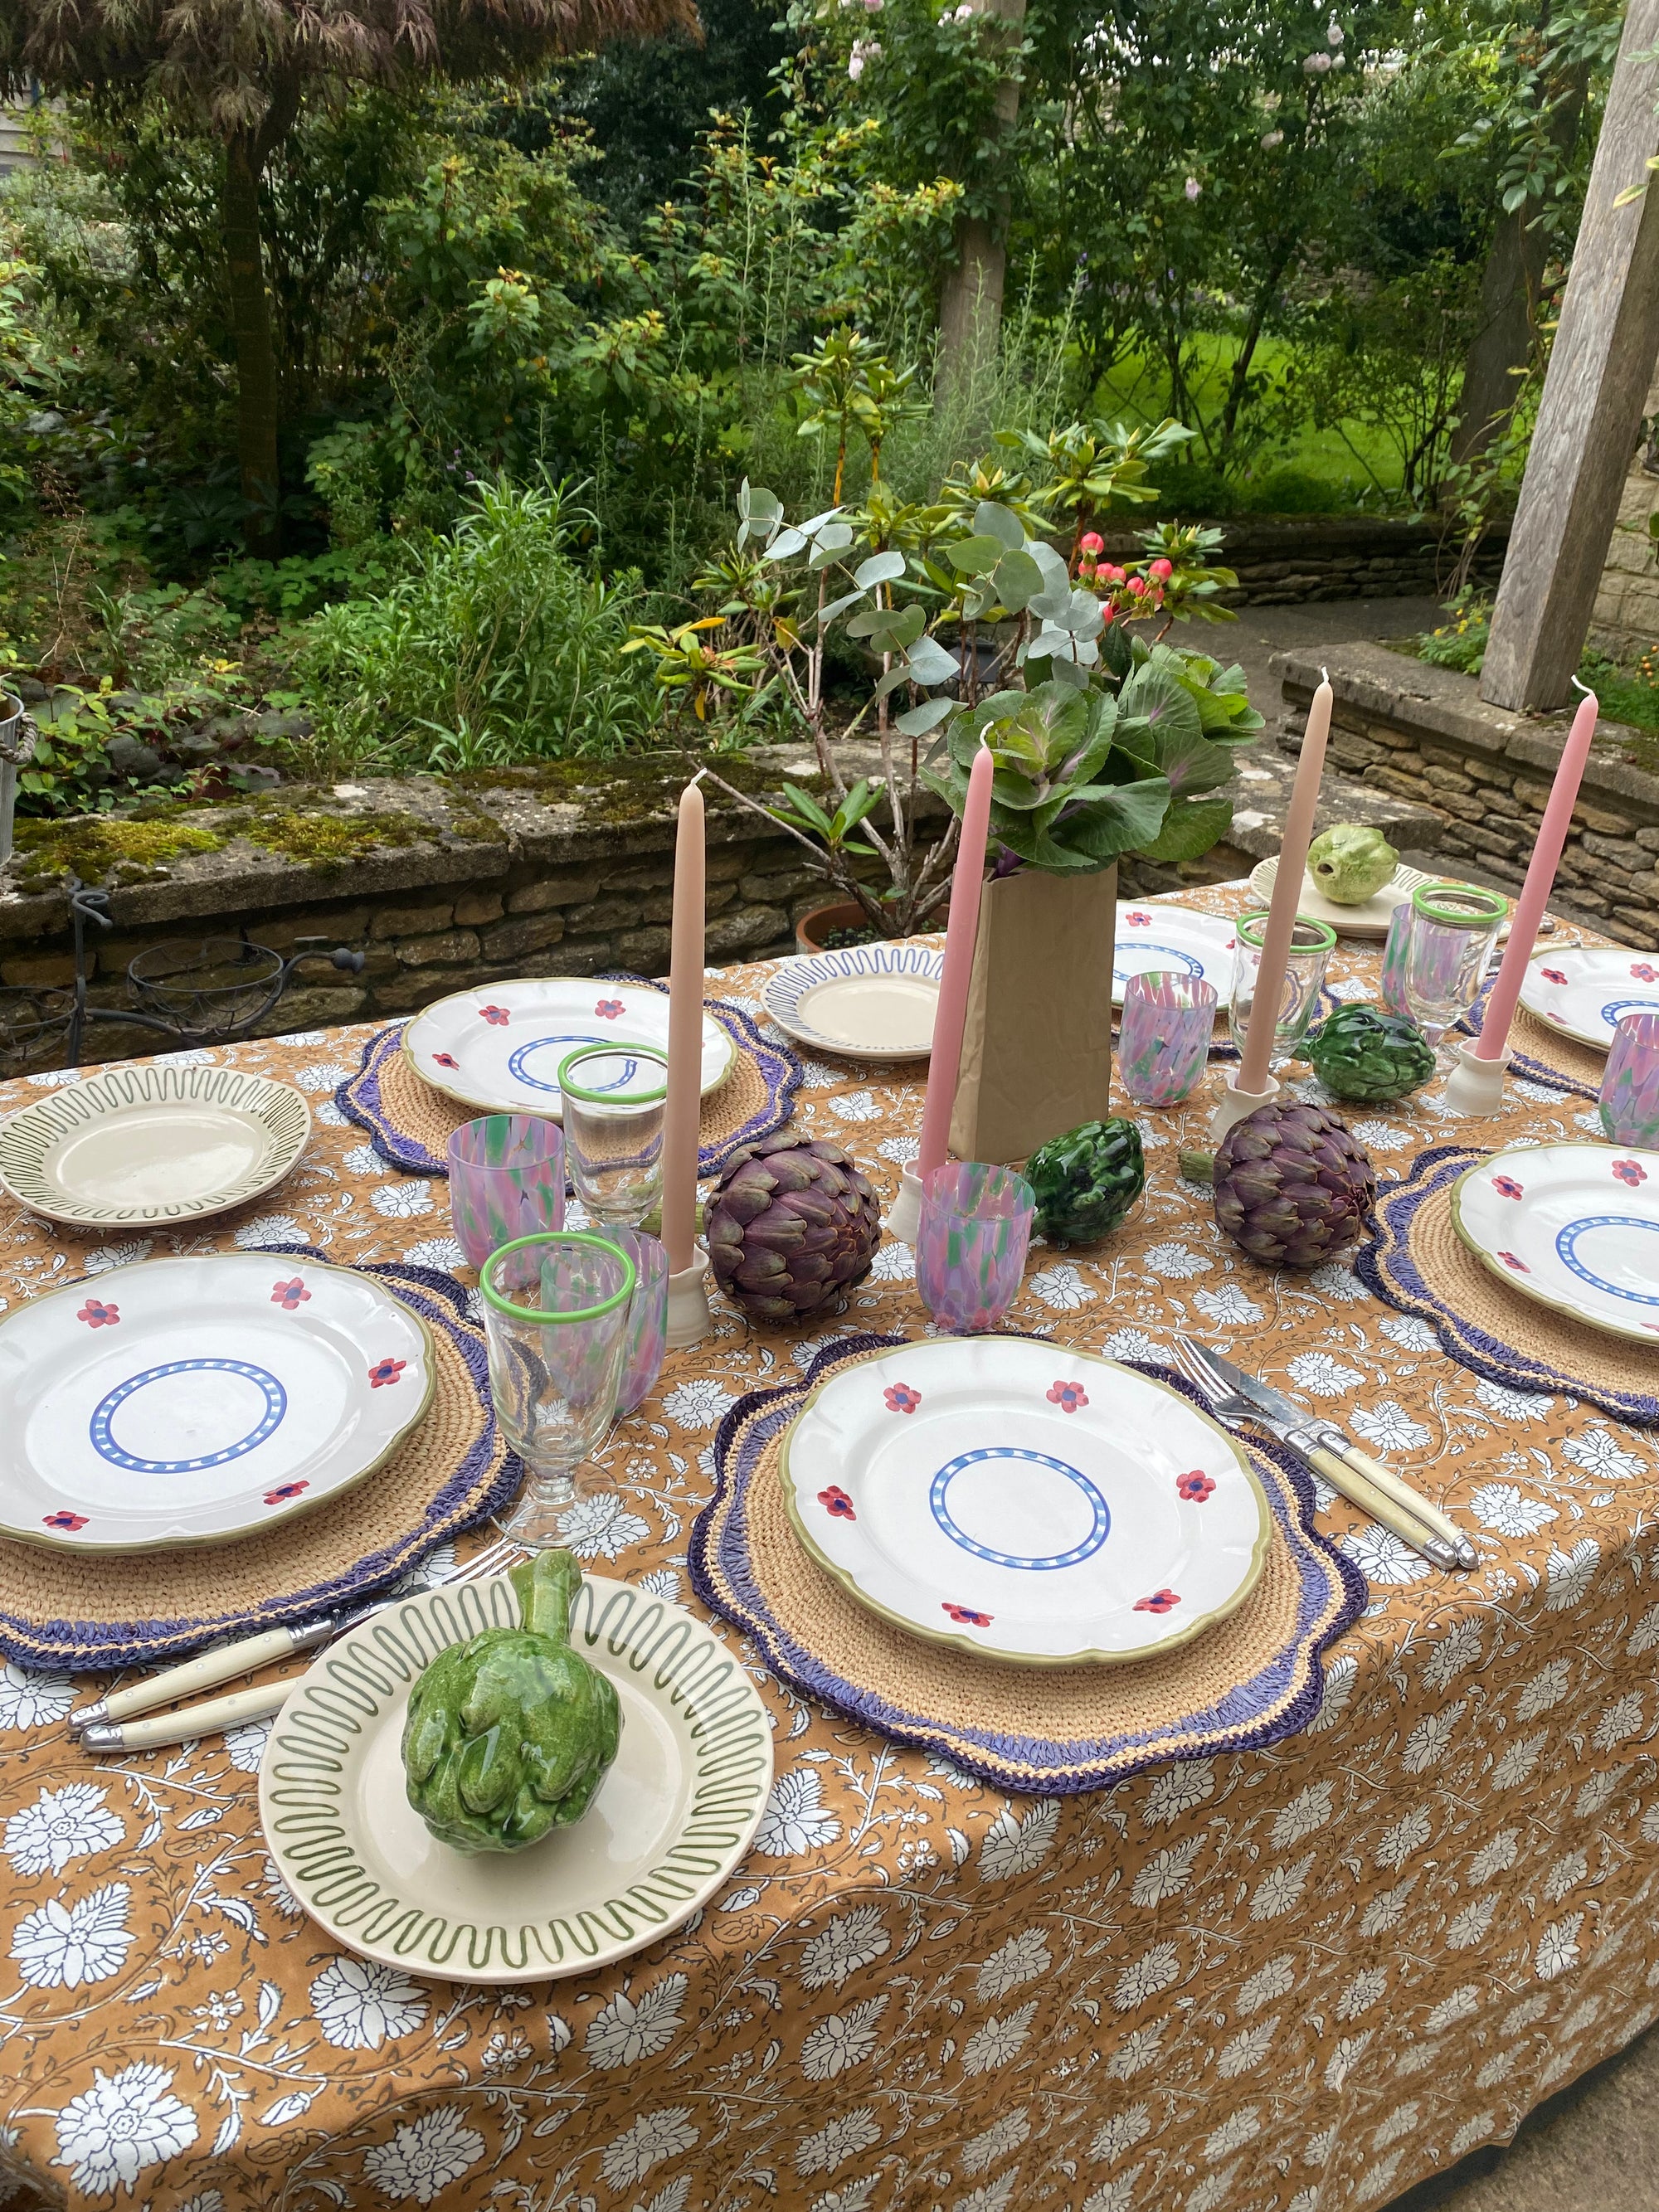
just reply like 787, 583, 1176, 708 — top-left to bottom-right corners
1357, 1144, 1659, 1424
338, 983, 801, 1177
0, 1262, 518, 1674
691, 1335, 1366, 1793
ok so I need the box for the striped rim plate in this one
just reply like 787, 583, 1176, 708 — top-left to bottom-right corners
260, 1572, 775, 1982
764, 943, 943, 1061
0, 1062, 310, 1229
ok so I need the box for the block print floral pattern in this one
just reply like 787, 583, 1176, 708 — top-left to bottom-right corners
0, 912, 1655, 2212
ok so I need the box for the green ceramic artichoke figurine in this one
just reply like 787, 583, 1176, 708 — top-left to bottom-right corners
1306, 823, 1398, 904
402, 1548, 620, 1855
1306, 1003, 1436, 1104
1026, 1118, 1146, 1245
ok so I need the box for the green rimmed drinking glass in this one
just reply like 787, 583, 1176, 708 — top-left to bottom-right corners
557, 1042, 669, 1229
1227, 911, 1338, 1067
1400, 881, 1509, 1058
480, 1231, 637, 1549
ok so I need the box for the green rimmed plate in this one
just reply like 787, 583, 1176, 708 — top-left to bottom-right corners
0, 1060, 310, 1230
1450, 1140, 1659, 1345
259, 1571, 774, 1983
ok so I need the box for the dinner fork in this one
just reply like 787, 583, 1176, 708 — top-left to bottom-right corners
1170, 1340, 1461, 1572
76, 1535, 526, 1755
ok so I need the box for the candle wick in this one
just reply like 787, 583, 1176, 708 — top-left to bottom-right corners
1570, 675, 1594, 700
1321, 666, 1329, 684
687, 766, 709, 787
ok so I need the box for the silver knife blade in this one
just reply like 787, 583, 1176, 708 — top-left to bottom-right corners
1199, 1347, 1333, 1438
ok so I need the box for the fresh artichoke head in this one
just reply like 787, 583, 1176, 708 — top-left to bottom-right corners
1306, 823, 1398, 905
401, 1548, 621, 1855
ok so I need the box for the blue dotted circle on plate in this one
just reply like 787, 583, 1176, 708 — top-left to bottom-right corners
929, 1447, 1111, 1570
504, 1034, 633, 1095
90, 1359, 289, 1472
1114, 942, 1204, 981
1598, 996, 1659, 1032
1554, 1216, 1659, 1307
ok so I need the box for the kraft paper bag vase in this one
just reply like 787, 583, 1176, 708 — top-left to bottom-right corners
948, 865, 1118, 1165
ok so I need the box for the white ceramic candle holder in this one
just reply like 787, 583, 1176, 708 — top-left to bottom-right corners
886, 1163, 923, 1246
1209, 1072, 1282, 1145
1442, 1038, 1511, 1118
665, 1246, 713, 1348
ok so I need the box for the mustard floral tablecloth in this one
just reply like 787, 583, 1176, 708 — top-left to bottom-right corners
2, 886, 1657, 2212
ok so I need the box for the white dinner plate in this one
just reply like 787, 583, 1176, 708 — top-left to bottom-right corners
404, 978, 733, 1118
260, 1570, 774, 1983
0, 1062, 310, 1230
765, 943, 943, 1060
1452, 1142, 1659, 1344
780, 1337, 1270, 1665
1113, 902, 1237, 1008
0, 1254, 433, 1550
1516, 946, 1659, 1053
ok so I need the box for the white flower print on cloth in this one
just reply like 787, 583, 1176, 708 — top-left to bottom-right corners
1360, 1881, 1416, 1937
1287, 1352, 1364, 1398
1217, 2018, 1278, 2076
1141, 1242, 1211, 1280
800, 1996, 887, 2079
1593, 1694, 1645, 1751
1307, 1262, 1368, 1303
223, 1718, 272, 1774
961, 2001, 1037, 2073
829, 1090, 879, 1122
84, 1239, 153, 1274
1090, 2105, 1151, 2162
868, 1241, 915, 1282
662, 1378, 737, 1432
1375, 1809, 1432, 1870
1237, 1956, 1295, 2015
1027, 1263, 1096, 1312
1447, 1894, 1498, 1949
343, 1144, 391, 1178
404, 1236, 465, 1273
638, 1566, 681, 1601
977, 1799, 1059, 1881
975, 1928, 1050, 2001
800, 1904, 890, 1991
755, 1767, 841, 1856
12, 1884, 134, 1988
1102, 1327, 1166, 1364
585, 1974, 687, 2068
372, 1179, 435, 1219
294, 1062, 353, 1092
1191, 1283, 1262, 1328
1269, 1782, 1333, 1850
1402, 1700, 1465, 1773
557, 1494, 649, 1560
601, 2107, 699, 2190
1545, 1537, 1601, 1611
1475, 1378, 1553, 1424
1420, 1618, 1482, 1691
1205, 2107, 1261, 2160
1515, 1658, 1573, 1719
1493, 1733, 1548, 1787
1112, 1942, 1180, 2010
1535, 1913, 1584, 1981
1141, 1760, 1214, 1827
1543, 1851, 1588, 1903
1250, 1855, 1313, 1920
52, 2061, 198, 2198
876, 1133, 921, 1164
362, 2107, 485, 2205
961, 2110, 1031, 2176
1561, 1426, 1646, 1481
1471, 1483, 1557, 1539
1343, 1524, 1434, 1586
1337, 1968, 1389, 2020
1379, 1312, 1440, 1352
3, 1783, 123, 1876
1131, 1836, 1202, 1907
234, 1213, 302, 1249
1082, 2176, 1143, 2212
1631, 1603, 1659, 1658
1324, 2031, 1374, 2090
796, 2109, 881, 2177
1190, 2165, 1243, 2212
1308, 1650, 1359, 1732
1350, 1400, 1432, 1453
1105, 2022, 1166, 2078
310, 1956, 428, 2049
313, 1099, 350, 1126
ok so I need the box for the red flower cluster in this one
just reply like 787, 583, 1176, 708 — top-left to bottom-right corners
818, 1485, 857, 1519
942, 1602, 993, 1626
1134, 1587, 1182, 1614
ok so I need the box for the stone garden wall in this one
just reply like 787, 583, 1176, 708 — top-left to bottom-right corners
1274, 644, 1659, 950
1097, 516, 1509, 607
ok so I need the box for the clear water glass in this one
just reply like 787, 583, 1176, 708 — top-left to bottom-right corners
917, 1163, 1035, 1334
1400, 882, 1509, 1052
557, 1043, 669, 1228
1601, 1011, 1659, 1146
479, 1232, 635, 1548
1380, 894, 1413, 1018
446, 1115, 564, 1270
1118, 970, 1217, 1106
605, 1226, 669, 1416
1227, 912, 1336, 1066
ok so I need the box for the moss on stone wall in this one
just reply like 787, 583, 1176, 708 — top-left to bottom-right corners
238, 807, 432, 870
12, 814, 226, 887
454, 753, 815, 830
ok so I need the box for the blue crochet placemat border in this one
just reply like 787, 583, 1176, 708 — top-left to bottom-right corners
336, 977, 802, 1177
1356, 1144, 1659, 1425
689, 1334, 1366, 1796
0, 1251, 520, 1675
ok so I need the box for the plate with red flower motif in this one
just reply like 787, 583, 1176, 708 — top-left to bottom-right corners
1516, 946, 1659, 1052
403, 979, 734, 1119
1451, 1142, 1659, 1345
778, 1336, 1270, 1665
1113, 902, 1238, 1009
0, 1255, 433, 1551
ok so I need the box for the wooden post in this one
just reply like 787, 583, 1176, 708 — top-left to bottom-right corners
1481, 0, 1659, 713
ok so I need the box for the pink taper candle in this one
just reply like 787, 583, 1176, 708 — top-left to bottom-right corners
1474, 688, 1598, 1061
662, 775, 706, 1272
917, 743, 995, 1178
1235, 673, 1333, 1094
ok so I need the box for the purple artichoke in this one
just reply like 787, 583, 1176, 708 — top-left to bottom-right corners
1213, 1100, 1376, 1268
706, 1130, 882, 1323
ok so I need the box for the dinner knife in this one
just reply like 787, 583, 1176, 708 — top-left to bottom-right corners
80, 1680, 293, 1754
1199, 1346, 1476, 1568
69, 1616, 341, 1733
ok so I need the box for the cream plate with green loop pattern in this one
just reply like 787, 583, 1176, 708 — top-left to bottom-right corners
259, 1570, 775, 1983
0, 1061, 310, 1229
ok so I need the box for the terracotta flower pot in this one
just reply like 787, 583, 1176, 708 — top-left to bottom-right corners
795, 899, 880, 955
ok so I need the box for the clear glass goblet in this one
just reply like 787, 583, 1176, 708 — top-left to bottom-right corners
1400, 882, 1509, 1059
479, 1232, 635, 1549
1227, 912, 1336, 1067
557, 1043, 668, 1229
